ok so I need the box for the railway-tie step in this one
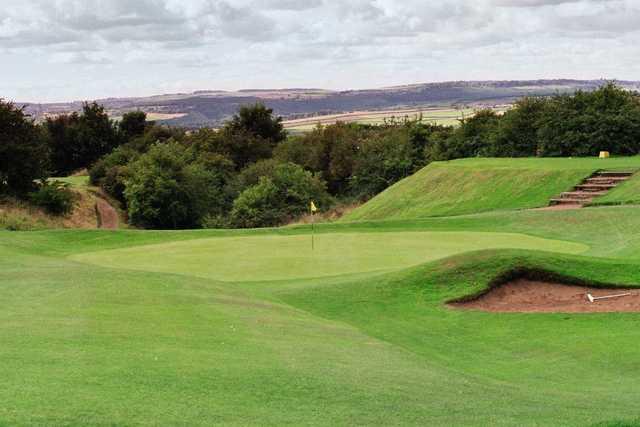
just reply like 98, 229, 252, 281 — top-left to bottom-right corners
596, 171, 635, 177
575, 184, 617, 191
560, 191, 606, 199
550, 198, 589, 205
549, 169, 635, 207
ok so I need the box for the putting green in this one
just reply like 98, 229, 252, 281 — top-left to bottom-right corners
70, 231, 587, 282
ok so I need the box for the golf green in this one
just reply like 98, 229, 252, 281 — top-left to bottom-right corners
70, 231, 587, 282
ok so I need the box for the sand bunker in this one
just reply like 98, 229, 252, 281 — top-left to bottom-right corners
451, 278, 640, 313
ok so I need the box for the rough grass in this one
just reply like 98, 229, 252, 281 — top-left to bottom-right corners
0, 188, 97, 231
344, 157, 640, 221
0, 197, 63, 230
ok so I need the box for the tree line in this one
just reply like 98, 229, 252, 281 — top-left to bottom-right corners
2, 83, 640, 228
87, 104, 446, 229
427, 82, 640, 160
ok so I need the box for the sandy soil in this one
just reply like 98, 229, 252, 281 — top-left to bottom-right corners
96, 197, 119, 229
450, 278, 640, 313
532, 204, 582, 211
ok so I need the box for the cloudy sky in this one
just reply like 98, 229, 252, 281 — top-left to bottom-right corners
1, 0, 638, 102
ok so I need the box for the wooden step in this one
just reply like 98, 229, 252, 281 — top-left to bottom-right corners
585, 177, 628, 184
596, 171, 635, 177
575, 184, 617, 191
550, 198, 590, 205
548, 169, 634, 208
560, 191, 606, 199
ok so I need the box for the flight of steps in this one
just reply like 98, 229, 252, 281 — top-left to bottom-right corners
549, 170, 635, 207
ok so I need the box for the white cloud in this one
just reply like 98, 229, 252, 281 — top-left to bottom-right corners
0, 0, 639, 102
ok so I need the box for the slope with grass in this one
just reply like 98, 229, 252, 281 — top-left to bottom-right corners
344, 157, 640, 221
0, 174, 124, 231
5, 163, 640, 425
591, 172, 640, 206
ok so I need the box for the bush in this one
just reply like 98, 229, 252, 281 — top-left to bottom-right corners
230, 177, 283, 228
274, 123, 361, 195
89, 144, 141, 203
231, 159, 280, 194
102, 165, 131, 204
350, 127, 413, 199
230, 162, 332, 228
123, 142, 234, 229
29, 181, 76, 215
123, 142, 195, 229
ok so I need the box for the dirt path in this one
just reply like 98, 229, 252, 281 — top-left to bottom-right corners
450, 279, 640, 313
95, 197, 119, 229
531, 204, 582, 211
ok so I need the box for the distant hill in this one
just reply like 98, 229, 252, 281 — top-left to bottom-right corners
20, 79, 640, 129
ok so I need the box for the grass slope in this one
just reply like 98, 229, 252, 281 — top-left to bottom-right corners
592, 172, 640, 206
3, 205, 640, 425
344, 157, 640, 221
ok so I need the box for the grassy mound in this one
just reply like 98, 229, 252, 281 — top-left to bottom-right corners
5, 203, 640, 424
344, 157, 640, 221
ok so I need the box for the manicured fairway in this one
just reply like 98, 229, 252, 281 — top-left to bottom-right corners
3, 205, 640, 425
70, 231, 586, 281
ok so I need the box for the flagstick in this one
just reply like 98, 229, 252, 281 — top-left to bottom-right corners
311, 210, 315, 251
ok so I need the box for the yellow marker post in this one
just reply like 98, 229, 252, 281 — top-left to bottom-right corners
599, 151, 610, 158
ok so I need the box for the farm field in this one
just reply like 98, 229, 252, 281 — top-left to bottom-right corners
282, 106, 507, 132
3, 159, 640, 425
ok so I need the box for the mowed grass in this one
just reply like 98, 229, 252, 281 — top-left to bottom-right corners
344, 157, 640, 221
3, 207, 640, 425
70, 231, 586, 282
592, 172, 640, 206
50, 175, 90, 188
6, 158, 640, 425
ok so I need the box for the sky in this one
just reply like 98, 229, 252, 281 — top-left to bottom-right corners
1, 0, 638, 102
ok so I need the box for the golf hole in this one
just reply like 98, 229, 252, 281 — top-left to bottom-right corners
450, 279, 640, 313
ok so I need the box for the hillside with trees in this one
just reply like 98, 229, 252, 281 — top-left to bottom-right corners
3, 83, 640, 230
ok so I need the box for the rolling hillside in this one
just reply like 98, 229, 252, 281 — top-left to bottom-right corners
343, 157, 640, 221
22, 79, 640, 128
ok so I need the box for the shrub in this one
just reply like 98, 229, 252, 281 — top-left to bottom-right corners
230, 177, 283, 228
274, 123, 361, 195
350, 127, 413, 199
102, 165, 131, 204
29, 181, 76, 215
123, 142, 234, 229
230, 162, 332, 228
232, 159, 280, 194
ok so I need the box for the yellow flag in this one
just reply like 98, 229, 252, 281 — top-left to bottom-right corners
310, 201, 318, 213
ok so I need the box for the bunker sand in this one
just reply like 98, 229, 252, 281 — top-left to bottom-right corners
451, 279, 640, 313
